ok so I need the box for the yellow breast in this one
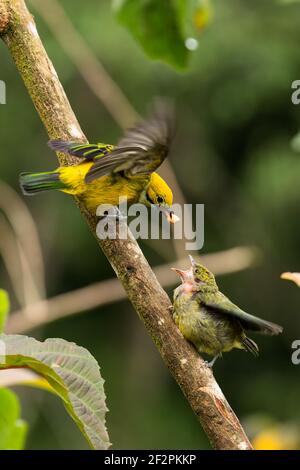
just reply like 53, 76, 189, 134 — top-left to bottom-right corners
58, 162, 149, 213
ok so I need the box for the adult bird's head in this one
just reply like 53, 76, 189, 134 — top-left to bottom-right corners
82, 99, 179, 223
143, 172, 179, 224
189, 255, 218, 291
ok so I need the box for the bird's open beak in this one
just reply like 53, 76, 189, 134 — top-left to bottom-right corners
189, 254, 196, 267
171, 267, 193, 282
157, 205, 180, 224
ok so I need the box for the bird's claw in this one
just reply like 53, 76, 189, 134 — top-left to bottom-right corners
205, 360, 213, 368
205, 355, 220, 368
102, 207, 127, 221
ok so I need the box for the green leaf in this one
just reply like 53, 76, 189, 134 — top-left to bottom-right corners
0, 290, 9, 333
0, 335, 110, 450
0, 388, 27, 450
0, 368, 56, 392
114, 0, 190, 69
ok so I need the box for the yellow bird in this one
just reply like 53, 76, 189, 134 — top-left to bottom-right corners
20, 103, 177, 222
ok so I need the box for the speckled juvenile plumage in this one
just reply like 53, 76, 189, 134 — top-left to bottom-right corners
172, 257, 283, 366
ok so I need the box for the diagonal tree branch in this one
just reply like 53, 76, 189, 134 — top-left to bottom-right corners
0, 0, 253, 450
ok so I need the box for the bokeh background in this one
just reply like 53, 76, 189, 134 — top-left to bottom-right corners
1, 0, 300, 449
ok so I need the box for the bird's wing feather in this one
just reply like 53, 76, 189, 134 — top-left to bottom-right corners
200, 291, 283, 335
85, 100, 174, 183
48, 140, 114, 161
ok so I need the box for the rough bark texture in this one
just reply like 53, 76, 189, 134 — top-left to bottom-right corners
0, 0, 253, 450
0, 0, 9, 33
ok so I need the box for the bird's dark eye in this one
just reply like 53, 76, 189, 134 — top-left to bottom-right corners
146, 192, 154, 204
195, 269, 199, 275
157, 196, 164, 204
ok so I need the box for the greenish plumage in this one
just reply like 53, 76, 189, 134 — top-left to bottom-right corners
172, 257, 283, 367
20, 171, 66, 194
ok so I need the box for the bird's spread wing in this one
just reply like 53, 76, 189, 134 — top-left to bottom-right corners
200, 291, 283, 335
85, 100, 174, 183
48, 141, 114, 161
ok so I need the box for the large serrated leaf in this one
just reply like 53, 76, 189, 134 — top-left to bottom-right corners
0, 335, 110, 450
0, 388, 27, 450
0, 290, 9, 333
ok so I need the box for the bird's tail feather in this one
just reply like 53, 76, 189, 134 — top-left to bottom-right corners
20, 171, 64, 195
242, 336, 259, 357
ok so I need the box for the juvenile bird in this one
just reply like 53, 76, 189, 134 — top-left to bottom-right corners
172, 256, 283, 367
19, 103, 177, 222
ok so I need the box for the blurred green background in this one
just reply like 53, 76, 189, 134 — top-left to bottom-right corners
1, 0, 300, 449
